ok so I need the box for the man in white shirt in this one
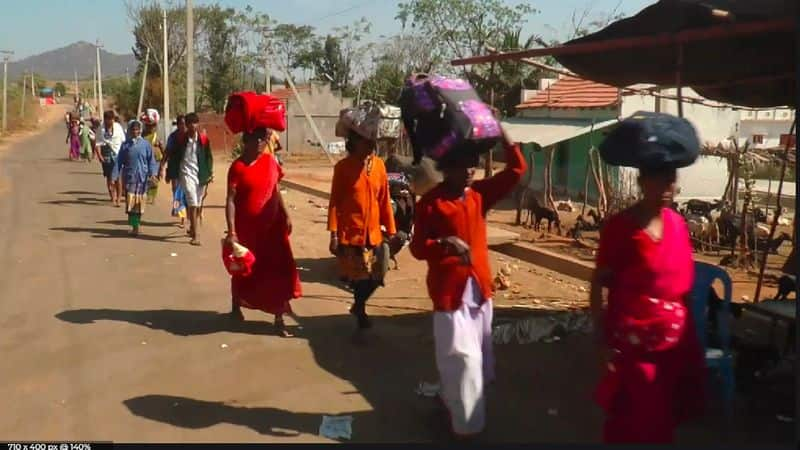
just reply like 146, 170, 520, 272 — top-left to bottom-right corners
95, 110, 126, 207
180, 113, 214, 246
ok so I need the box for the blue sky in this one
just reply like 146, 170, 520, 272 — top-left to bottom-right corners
2, 0, 656, 59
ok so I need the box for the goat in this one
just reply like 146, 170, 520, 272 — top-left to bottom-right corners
774, 275, 796, 301
587, 209, 604, 228
534, 206, 562, 234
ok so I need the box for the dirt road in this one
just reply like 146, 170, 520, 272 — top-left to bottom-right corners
0, 119, 791, 444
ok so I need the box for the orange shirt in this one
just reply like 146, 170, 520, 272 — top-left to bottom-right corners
410, 143, 526, 311
328, 153, 397, 247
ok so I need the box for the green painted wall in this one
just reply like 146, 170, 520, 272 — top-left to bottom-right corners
519, 129, 618, 203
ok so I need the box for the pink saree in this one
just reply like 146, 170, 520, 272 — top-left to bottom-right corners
594, 208, 706, 444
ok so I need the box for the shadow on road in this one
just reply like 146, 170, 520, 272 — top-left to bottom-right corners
295, 257, 349, 291
55, 308, 280, 336
67, 171, 101, 175
96, 219, 177, 228
41, 197, 109, 207
50, 226, 183, 242
57, 190, 107, 196
123, 395, 329, 439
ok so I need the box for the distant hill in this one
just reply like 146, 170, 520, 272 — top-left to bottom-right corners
8, 41, 137, 81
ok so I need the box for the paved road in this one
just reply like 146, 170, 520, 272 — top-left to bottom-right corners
0, 117, 792, 445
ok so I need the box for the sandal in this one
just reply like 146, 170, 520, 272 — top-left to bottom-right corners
275, 319, 293, 338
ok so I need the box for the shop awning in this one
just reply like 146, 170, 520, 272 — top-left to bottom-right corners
501, 118, 618, 147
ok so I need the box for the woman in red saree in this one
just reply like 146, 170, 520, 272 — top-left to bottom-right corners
590, 112, 706, 444
224, 127, 302, 337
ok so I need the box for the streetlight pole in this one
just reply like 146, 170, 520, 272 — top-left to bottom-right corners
186, 0, 195, 112
0, 50, 14, 134
96, 40, 104, 114
162, 7, 171, 137
261, 28, 273, 93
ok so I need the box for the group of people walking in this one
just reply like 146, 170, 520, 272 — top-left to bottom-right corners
219, 104, 709, 444
77, 108, 213, 243
70, 97, 709, 443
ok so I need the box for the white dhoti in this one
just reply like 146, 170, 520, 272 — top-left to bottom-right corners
180, 175, 205, 208
433, 277, 495, 436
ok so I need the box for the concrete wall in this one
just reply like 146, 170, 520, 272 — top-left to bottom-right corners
282, 83, 352, 155
620, 87, 740, 146
739, 119, 795, 149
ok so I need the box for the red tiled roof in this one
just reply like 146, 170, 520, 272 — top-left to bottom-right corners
517, 76, 620, 110
268, 85, 312, 101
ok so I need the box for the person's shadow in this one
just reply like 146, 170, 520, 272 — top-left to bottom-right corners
123, 395, 325, 439
50, 226, 182, 242
55, 309, 274, 337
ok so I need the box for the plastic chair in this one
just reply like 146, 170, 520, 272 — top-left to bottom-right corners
689, 261, 735, 416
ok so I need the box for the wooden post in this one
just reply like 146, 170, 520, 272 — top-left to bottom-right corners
484, 61, 496, 178
20, 70, 26, 119
281, 64, 334, 164
675, 44, 684, 118
754, 119, 796, 303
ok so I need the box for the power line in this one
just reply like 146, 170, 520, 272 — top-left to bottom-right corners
306, 0, 380, 25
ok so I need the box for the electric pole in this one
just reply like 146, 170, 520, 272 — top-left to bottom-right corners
186, 0, 195, 112
1, 50, 13, 134
262, 29, 272, 93
93, 66, 97, 110
137, 47, 150, 117
162, 8, 171, 137
74, 69, 79, 100
96, 39, 104, 114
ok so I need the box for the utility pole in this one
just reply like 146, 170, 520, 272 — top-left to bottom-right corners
125, 67, 130, 85
1, 50, 13, 134
29, 68, 34, 96
96, 39, 104, 114
137, 47, 150, 117
162, 7, 171, 137
74, 70, 79, 100
92, 66, 97, 110
261, 28, 273, 93
20, 70, 26, 119
186, 0, 195, 112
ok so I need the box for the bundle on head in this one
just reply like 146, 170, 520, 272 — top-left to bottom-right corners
224, 92, 286, 134
399, 73, 501, 165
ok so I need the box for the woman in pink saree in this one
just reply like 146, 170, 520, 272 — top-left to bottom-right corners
590, 112, 706, 444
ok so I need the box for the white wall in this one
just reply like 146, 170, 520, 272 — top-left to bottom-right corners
739, 119, 794, 149
675, 155, 730, 202
620, 87, 740, 147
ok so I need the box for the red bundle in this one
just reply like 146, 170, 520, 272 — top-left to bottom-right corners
225, 91, 286, 134
221, 240, 256, 277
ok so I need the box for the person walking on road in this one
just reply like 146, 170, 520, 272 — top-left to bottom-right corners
141, 109, 164, 205
66, 114, 81, 161
78, 119, 94, 162
179, 113, 214, 246
225, 127, 302, 337
115, 120, 160, 236
590, 113, 705, 444
327, 124, 396, 331
95, 110, 126, 207
409, 133, 525, 440
161, 115, 188, 229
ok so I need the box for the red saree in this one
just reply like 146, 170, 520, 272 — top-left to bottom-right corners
227, 152, 302, 315
594, 208, 706, 444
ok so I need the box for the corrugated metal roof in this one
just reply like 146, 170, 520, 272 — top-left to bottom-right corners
501, 117, 618, 147
517, 76, 620, 110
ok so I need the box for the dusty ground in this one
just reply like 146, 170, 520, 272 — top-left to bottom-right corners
0, 123, 793, 445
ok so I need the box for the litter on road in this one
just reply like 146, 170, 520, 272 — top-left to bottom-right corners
319, 415, 353, 440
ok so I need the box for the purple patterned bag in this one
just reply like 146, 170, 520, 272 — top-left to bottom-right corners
400, 73, 501, 164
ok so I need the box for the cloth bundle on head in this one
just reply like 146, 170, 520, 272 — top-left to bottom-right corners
599, 111, 700, 170
224, 91, 286, 134
140, 108, 160, 125
127, 119, 142, 133
335, 105, 381, 142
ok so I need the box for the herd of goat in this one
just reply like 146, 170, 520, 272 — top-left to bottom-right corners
514, 187, 793, 257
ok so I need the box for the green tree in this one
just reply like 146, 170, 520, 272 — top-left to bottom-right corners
396, 0, 536, 72
297, 18, 372, 95
202, 5, 239, 112
270, 23, 315, 72
54, 82, 67, 97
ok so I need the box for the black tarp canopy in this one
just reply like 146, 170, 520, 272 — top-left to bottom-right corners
554, 0, 796, 108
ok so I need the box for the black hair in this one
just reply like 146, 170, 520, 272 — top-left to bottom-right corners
103, 110, 115, 120
639, 165, 677, 179
242, 127, 268, 143
185, 112, 200, 124
435, 147, 481, 171
175, 114, 186, 124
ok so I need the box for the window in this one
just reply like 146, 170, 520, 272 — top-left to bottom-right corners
779, 134, 796, 147
752, 134, 765, 144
